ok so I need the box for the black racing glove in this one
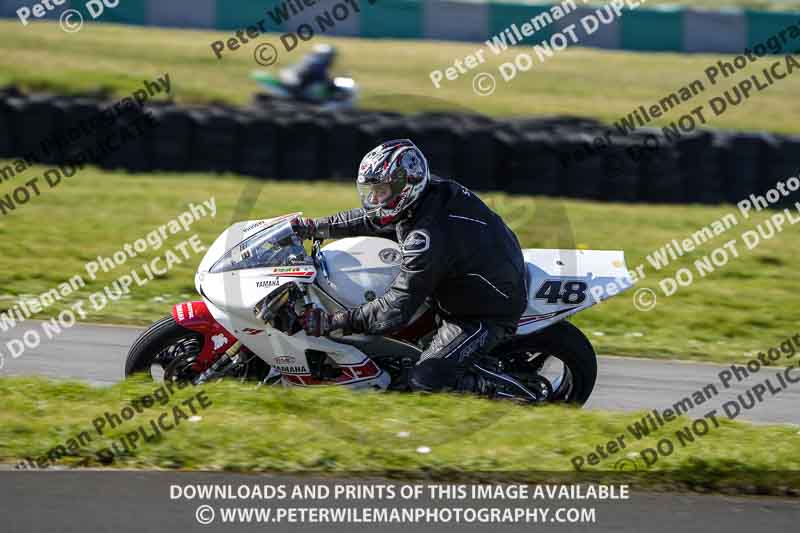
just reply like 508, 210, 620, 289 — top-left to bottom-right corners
290, 216, 318, 240
303, 308, 351, 337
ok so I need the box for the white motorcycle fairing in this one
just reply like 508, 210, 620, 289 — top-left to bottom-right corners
193, 215, 631, 388
517, 249, 633, 335
195, 214, 390, 389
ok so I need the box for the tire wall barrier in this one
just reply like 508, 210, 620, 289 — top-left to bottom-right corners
1, 90, 797, 205
1, 1, 798, 55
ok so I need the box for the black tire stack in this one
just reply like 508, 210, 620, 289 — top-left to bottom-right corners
1, 87, 797, 205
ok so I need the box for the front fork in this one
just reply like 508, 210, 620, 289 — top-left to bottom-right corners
193, 340, 242, 384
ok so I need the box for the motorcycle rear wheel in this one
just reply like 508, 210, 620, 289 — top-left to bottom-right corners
496, 321, 597, 405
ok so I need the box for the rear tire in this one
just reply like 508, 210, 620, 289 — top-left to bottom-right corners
125, 316, 204, 381
497, 321, 597, 405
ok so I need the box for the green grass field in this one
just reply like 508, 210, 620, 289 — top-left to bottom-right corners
1, 376, 798, 493
1, 165, 798, 365
1, 21, 800, 134
1, 17, 798, 488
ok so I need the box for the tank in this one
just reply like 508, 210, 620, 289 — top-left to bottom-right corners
317, 237, 402, 308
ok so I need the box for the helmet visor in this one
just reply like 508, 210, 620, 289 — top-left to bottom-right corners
357, 181, 403, 209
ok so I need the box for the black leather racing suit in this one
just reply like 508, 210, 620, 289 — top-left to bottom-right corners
314, 177, 528, 391
284, 52, 334, 100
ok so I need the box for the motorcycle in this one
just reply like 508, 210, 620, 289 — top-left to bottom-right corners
250, 70, 358, 110
126, 213, 632, 405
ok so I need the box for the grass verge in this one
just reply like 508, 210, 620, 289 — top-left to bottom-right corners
1, 377, 798, 494
1, 21, 799, 133
0, 164, 798, 364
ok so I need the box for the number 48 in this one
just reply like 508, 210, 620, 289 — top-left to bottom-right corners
535, 280, 587, 304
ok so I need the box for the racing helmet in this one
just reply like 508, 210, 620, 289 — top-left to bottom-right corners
310, 43, 336, 68
356, 139, 430, 225
312, 43, 336, 58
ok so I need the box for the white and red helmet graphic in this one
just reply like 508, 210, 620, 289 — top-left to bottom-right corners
356, 139, 430, 225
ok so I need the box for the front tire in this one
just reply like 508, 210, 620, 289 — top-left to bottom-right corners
497, 321, 597, 405
125, 316, 204, 382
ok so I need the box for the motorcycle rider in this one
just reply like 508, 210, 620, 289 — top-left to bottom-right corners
292, 139, 529, 395
279, 43, 337, 103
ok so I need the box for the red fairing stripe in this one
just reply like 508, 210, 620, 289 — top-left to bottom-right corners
171, 301, 237, 371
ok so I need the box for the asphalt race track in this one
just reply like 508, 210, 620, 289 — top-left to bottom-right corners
1, 322, 798, 425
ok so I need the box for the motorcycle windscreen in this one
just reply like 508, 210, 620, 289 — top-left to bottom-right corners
209, 221, 306, 273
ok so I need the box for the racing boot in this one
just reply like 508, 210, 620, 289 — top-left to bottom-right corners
457, 357, 548, 403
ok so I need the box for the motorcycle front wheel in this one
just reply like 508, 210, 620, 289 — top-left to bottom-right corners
124, 316, 205, 382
